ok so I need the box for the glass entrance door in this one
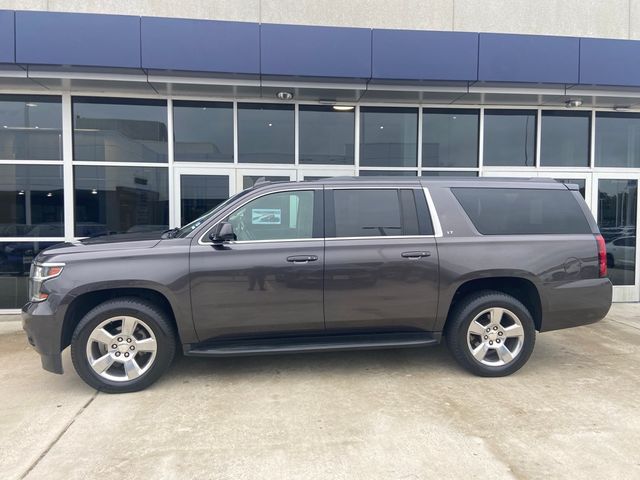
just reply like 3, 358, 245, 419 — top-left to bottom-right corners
593, 174, 640, 301
174, 167, 234, 227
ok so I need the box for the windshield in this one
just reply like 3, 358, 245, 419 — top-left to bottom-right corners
174, 189, 254, 238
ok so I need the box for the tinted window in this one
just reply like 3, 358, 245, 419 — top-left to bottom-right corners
484, 110, 536, 167
0, 165, 64, 237
423, 109, 478, 168
332, 189, 420, 237
0, 95, 62, 160
299, 105, 354, 165
225, 190, 314, 241
173, 101, 233, 162
452, 188, 591, 235
595, 113, 640, 168
74, 166, 169, 236
238, 104, 294, 163
359, 170, 417, 176
73, 97, 168, 162
540, 111, 590, 167
180, 175, 229, 225
360, 107, 418, 167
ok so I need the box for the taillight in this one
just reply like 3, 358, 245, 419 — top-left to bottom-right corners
596, 234, 607, 278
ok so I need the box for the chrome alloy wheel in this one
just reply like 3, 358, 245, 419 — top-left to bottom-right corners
466, 307, 525, 367
85, 316, 158, 382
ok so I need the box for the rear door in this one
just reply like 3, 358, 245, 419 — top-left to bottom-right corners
323, 186, 440, 332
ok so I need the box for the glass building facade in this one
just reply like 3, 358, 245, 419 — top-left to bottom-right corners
1, 94, 640, 309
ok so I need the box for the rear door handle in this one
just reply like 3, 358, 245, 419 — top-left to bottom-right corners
286, 255, 319, 263
401, 251, 431, 259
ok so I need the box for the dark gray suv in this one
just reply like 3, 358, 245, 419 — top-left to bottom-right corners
22, 177, 612, 393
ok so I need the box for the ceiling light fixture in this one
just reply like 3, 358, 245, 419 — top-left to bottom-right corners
332, 105, 355, 111
276, 91, 293, 101
25, 103, 38, 107
613, 105, 631, 111
565, 99, 583, 108
91, 188, 98, 195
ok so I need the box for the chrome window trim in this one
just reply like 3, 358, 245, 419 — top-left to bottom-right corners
423, 187, 443, 237
197, 187, 321, 245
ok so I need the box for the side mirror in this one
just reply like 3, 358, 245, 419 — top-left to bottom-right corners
209, 222, 236, 245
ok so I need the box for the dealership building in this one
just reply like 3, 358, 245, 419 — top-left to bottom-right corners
1, 1, 640, 311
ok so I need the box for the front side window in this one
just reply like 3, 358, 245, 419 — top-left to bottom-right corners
224, 190, 315, 241
331, 189, 423, 237
73, 97, 168, 163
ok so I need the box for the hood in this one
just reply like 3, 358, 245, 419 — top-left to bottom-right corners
38, 231, 165, 259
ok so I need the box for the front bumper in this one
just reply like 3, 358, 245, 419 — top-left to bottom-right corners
21, 299, 65, 374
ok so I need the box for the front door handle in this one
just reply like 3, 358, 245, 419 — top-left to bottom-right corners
401, 251, 431, 259
286, 255, 319, 263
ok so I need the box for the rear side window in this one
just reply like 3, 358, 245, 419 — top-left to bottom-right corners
329, 189, 430, 237
452, 187, 591, 235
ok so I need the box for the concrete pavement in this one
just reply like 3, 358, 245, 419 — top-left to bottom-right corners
1, 305, 640, 480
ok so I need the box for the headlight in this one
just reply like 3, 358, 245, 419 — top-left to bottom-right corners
29, 263, 64, 302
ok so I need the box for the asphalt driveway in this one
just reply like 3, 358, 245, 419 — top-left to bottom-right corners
1, 305, 639, 480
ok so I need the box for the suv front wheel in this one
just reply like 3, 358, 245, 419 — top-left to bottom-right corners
445, 290, 536, 376
70, 298, 176, 393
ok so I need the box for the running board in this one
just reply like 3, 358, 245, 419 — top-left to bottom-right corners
185, 332, 439, 357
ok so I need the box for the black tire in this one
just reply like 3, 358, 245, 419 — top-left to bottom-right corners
445, 290, 536, 377
71, 297, 176, 393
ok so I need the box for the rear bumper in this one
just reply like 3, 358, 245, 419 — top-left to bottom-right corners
21, 299, 65, 374
541, 278, 613, 332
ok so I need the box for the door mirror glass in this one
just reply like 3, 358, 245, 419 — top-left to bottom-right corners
209, 222, 236, 245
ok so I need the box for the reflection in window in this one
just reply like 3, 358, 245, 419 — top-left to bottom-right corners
299, 105, 354, 165
242, 175, 291, 190
598, 179, 637, 286
173, 101, 233, 162
238, 104, 294, 163
484, 110, 536, 166
360, 107, 418, 167
0, 165, 64, 237
225, 190, 314, 241
423, 109, 478, 168
0, 241, 58, 308
540, 111, 590, 167
333, 189, 406, 237
0, 95, 62, 160
595, 113, 640, 168
74, 166, 169, 236
73, 97, 168, 162
180, 175, 229, 225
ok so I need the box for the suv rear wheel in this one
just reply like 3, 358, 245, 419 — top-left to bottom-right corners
70, 298, 176, 393
445, 290, 536, 376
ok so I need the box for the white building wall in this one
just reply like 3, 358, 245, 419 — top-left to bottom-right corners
0, 0, 637, 39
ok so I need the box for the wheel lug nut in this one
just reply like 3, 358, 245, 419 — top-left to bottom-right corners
124, 352, 129, 358
130, 345, 135, 350
489, 340, 494, 345
498, 332, 503, 336
117, 337, 123, 342
493, 326, 498, 330
484, 335, 488, 339
115, 352, 121, 357
126, 338, 132, 343
111, 344, 117, 349
496, 339, 501, 343
486, 328, 491, 333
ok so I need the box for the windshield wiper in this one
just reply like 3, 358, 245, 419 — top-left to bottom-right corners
161, 227, 180, 239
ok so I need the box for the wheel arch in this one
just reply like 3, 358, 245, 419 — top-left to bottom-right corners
61, 285, 190, 352
442, 275, 543, 332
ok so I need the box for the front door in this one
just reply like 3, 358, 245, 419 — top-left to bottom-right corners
189, 186, 325, 341
323, 186, 440, 332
